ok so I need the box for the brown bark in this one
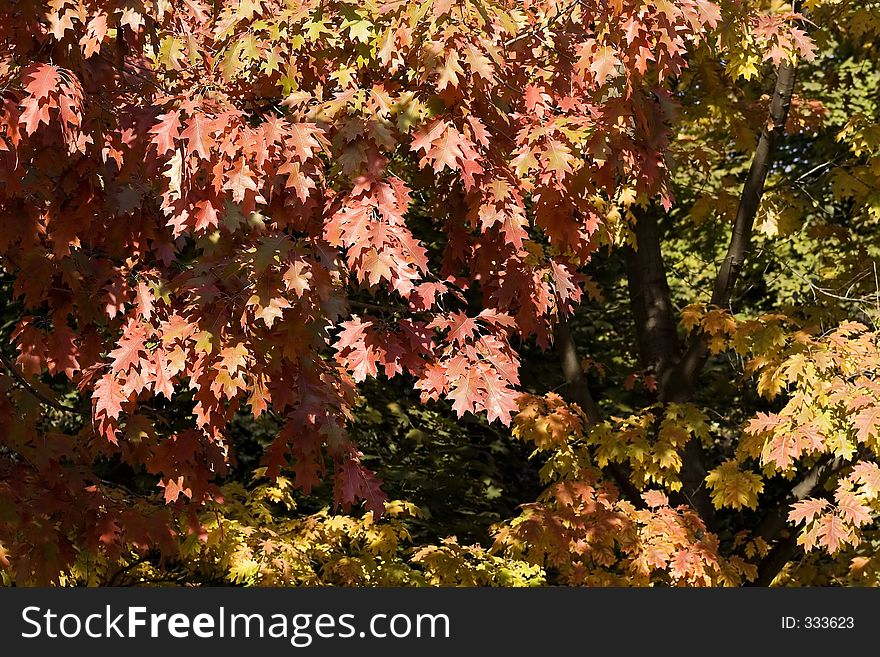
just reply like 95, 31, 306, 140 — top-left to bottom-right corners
623, 210, 716, 526
647, 62, 797, 537
555, 318, 601, 422
623, 210, 682, 380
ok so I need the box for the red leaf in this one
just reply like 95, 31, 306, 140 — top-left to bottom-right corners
151, 352, 175, 399
23, 64, 61, 101
817, 514, 853, 553
180, 112, 214, 160
224, 160, 258, 202
835, 490, 872, 527
852, 461, 880, 497
149, 111, 182, 156
590, 46, 620, 86
854, 405, 880, 443
108, 323, 148, 373
788, 498, 829, 525
135, 281, 154, 321
480, 368, 519, 425
93, 374, 127, 420
162, 476, 193, 504
334, 451, 388, 516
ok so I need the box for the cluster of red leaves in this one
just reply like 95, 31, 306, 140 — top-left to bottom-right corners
494, 478, 756, 586
0, 0, 726, 581
504, 394, 757, 585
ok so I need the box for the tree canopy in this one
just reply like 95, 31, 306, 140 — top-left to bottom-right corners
1, 0, 879, 587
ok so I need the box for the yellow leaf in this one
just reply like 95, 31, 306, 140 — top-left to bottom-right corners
706, 460, 764, 510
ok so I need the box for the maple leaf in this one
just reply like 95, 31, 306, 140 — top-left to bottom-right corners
283, 259, 312, 296
135, 281, 154, 320
224, 160, 259, 202
149, 111, 182, 156
287, 122, 323, 161
277, 160, 315, 202
746, 412, 781, 435
854, 405, 880, 443
24, 65, 61, 101
163, 150, 185, 203
180, 112, 214, 160
410, 120, 446, 154
162, 476, 193, 504
448, 364, 480, 418
194, 199, 220, 231
542, 140, 574, 180
852, 461, 880, 498
47, 9, 75, 39
425, 126, 467, 173
93, 374, 127, 420
334, 451, 388, 516
590, 46, 620, 86
248, 375, 270, 417
643, 490, 670, 508
108, 322, 148, 371
705, 460, 764, 510
336, 318, 390, 381
415, 361, 447, 401
480, 369, 520, 425
816, 514, 854, 553
431, 312, 479, 345
159, 314, 196, 346
151, 352, 175, 399
360, 248, 395, 286
788, 498, 829, 525
835, 490, 872, 527
108, 324, 148, 373
790, 27, 817, 61
762, 432, 802, 470
695, 0, 722, 27
19, 98, 51, 136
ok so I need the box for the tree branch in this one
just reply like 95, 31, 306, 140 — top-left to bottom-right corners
554, 60, 798, 536
749, 456, 843, 586
667, 62, 798, 403
0, 351, 82, 415
555, 318, 600, 421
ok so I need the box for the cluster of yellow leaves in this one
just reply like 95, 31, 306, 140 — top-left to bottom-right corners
715, 0, 816, 81
514, 393, 712, 491
60, 475, 545, 587
681, 308, 880, 556
412, 538, 544, 586
706, 460, 764, 510
738, 322, 880, 471
834, 113, 880, 221
682, 303, 791, 360
587, 403, 711, 491
185, 478, 548, 586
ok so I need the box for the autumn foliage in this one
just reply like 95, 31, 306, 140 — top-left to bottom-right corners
0, 0, 878, 586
